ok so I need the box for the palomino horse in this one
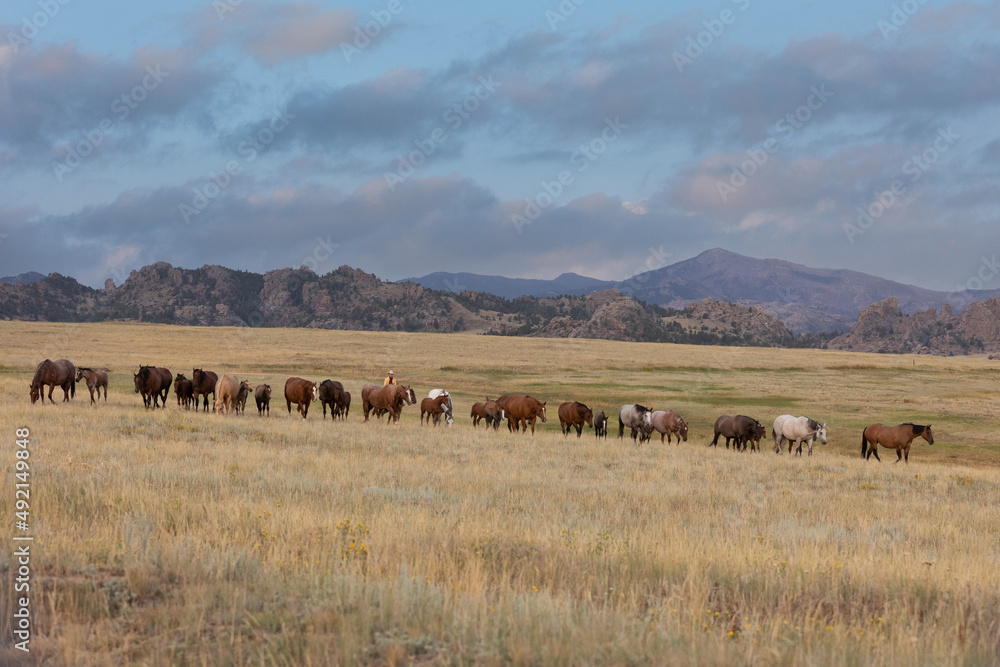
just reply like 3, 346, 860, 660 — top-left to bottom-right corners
214, 374, 240, 414
618, 404, 652, 442
361, 383, 416, 424
191, 369, 218, 413
772, 415, 828, 456
134, 365, 171, 409
30, 359, 76, 404
76, 367, 108, 405
318, 380, 345, 419
420, 394, 450, 426
558, 401, 594, 437
285, 378, 319, 419
505, 395, 547, 435
649, 410, 688, 444
862, 423, 934, 463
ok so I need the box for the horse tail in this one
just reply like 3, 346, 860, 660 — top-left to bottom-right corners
860, 428, 867, 458
71, 376, 76, 398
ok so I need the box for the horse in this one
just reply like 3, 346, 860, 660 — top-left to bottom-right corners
214, 374, 240, 414
285, 377, 319, 419
558, 401, 594, 437
30, 359, 76, 404
471, 398, 505, 429
618, 404, 653, 442
594, 411, 608, 438
173, 373, 195, 409
649, 410, 688, 444
255, 384, 271, 416
862, 423, 934, 463
318, 380, 344, 419
134, 365, 171, 409
191, 368, 218, 413
745, 420, 767, 452
234, 380, 252, 415
420, 394, 451, 426
75, 367, 108, 405
428, 389, 454, 426
772, 415, 828, 456
710, 415, 761, 451
338, 391, 351, 420
361, 383, 416, 424
505, 395, 547, 435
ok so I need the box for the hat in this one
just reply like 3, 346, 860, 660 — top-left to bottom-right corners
388, 370, 394, 374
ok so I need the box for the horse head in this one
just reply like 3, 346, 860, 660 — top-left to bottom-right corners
75, 368, 84, 382
133, 372, 142, 393
816, 422, 828, 445
679, 418, 689, 442
922, 424, 934, 445
402, 386, 416, 405
642, 410, 653, 428
29, 384, 39, 404
539, 401, 547, 422
310, 383, 319, 401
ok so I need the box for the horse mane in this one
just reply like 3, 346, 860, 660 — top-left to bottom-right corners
904, 423, 926, 434
808, 418, 819, 431
634, 404, 648, 413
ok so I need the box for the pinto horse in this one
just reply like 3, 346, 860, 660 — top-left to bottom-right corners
30, 359, 76, 404
558, 401, 593, 437
862, 423, 934, 463
76, 367, 108, 405
191, 369, 218, 413
134, 365, 171, 409
505, 395, 547, 435
362, 383, 416, 424
285, 377, 319, 419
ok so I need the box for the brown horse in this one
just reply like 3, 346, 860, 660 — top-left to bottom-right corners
558, 401, 593, 437
75, 367, 108, 405
191, 368, 218, 413
862, 423, 934, 463
649, 410, 688, 444
338, 391, 351, 420
215, 374, 240, 414
255, 384, 271, 416
505, 395, 547, 435
361, 383, 416, 424
710, 415, 760, 450
234, 380, 252, 415
30, 359, 76, 404
173, 373, 195, 409
420, 394, 450, 426
133, 365, 171, 409
594, 411, 608, 438
285, 377, 319, 419
318, 380, 345, 419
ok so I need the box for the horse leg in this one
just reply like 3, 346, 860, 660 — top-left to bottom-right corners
904, 446, 909, 463
870, 443, 881, 462
576, 424, 582, 437
894, 447, 903, 464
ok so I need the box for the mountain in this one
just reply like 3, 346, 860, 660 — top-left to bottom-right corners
404, 271, 616, 299
0, 271, 45, 285
0, 262, 795, 347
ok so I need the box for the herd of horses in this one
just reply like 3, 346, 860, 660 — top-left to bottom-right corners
28, 358, 936, 462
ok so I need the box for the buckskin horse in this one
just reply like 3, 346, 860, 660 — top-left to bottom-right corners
558, 401, 594, 437
361, 383, 416, 424
75, 367, 108, 405
285, 377, 319, 419
30, 359, 76, 404
134, 365, 171, 409
191, 368, 218, 413
862, 423, 934, 463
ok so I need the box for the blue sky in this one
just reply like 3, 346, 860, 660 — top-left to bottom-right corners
1, 0, 998, 291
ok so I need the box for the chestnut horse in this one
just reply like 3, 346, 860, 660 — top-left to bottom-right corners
420, 394, 450, 426
862, 423, 934, 463
558, 401, 593, 437
361, 383, 416, 424
30, 359, 76, 404
504, 395, 547, 435
285, 377, 319, 419
134, 365, 171, 409
191, 368, 218, 413
75, 367, 108, 405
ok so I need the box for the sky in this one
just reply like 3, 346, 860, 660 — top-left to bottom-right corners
0, 0, 998, 291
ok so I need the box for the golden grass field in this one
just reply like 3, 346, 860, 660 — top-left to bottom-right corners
1, 320, 1000, 665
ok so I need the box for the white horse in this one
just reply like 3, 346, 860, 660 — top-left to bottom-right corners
772, 415, 827, 456
428, 389, 453, 427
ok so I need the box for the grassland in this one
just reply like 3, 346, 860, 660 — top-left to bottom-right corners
1, 320, 999, 665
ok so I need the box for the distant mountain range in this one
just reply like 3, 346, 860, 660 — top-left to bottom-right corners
0, 271, 44, 285
402, 271, 616, 300
408, 248, 996, 333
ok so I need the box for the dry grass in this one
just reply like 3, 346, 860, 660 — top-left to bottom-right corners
1, 321, 999, 665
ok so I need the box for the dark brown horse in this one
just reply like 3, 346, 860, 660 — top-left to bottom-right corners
504, 395, 547, 435
173, 373, 195, 409
338, 391, 351, 420
191, 368, 218, 413
420, 394, 450, 426
318, 380, 345, 420
361, 383, 416, 424
594, 411, 608, 438
471, 397, 504, 429
30, 359, 76, 404
75, 367, 108, 405
710, 415, 760, 450
558, 401, 593, 437
285, 378, 318, 419
862, 423, 934, 463
234, 380, 252, 415
133, 365, 171, 409
255, 384, 271, 416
